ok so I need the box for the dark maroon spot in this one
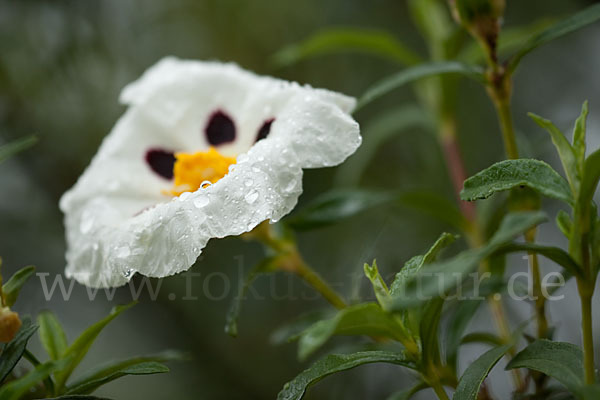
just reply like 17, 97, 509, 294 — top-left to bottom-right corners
205, 110, 236, 146
256, 118, 275, 142
145, 149, 176, 180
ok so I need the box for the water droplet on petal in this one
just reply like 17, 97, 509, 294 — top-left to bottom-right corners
200, 180, 212, 189
244, 179, 253, 187
123, 268, 133, 278
179, 192, 192, 201
244, 191, 259, 204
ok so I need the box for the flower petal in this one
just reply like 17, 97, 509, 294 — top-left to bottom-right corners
60, 57, 360, 288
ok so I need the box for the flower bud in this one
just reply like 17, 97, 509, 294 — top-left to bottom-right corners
0, 307, 22, 343
450, 0, 505, 59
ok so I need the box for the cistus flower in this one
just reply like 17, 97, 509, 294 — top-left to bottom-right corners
60, 57, 361, 288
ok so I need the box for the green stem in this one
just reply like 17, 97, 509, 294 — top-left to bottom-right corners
526, 230, 548, 340
294, 259, 347, 310
579, 285, 595, 384
431, 381, 450, 400
490, 85, 519, 160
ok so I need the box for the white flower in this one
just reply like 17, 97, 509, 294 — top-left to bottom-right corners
60, 57, 361, 288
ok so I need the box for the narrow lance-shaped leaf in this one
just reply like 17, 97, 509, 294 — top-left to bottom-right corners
419, 298, 443, 367
508, 3, 600, 73
461, 159, 573, 205
296, 303, 406, 361
0, 136, 38, 164
389, 211, 547, 309
389, 232, 457, 296
364, 260, 391, 306
556, 209, 573, 238
0, 359, 68, 400
572, 101, 589, 172
494, 242, 582, 278
506, 340, 584, 397
286, 189, 396, 230
529, 113, 579, 194
38, 310, 68, 360
385, 382, 428, 400
0, 318, 38, 383
65, 361, 169, 395
2, 265, 36, 307
54, 302, 136, 391
577, 148, 600, 227
446, 299, 483, 369
356, 62, 485, 111
271, 29, 423, 68
277, 351, 416, 400
453, 344, 513, 400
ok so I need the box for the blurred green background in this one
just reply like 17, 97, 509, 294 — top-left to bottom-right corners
1, 0, 600, 399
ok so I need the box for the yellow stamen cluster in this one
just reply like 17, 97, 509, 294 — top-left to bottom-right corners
166, 147, 236, 196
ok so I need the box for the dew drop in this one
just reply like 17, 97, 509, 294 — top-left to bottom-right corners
200, 180, 212, 189
194, 195, 209, 208
244, 191, 259, 204
179, 192, 192, 201
244, 179, 253, 187
123, 268, 133, 278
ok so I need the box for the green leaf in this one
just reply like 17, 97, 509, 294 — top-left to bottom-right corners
556, 210, 573, 238
364, 260, 391, 306
453, 343, 513, 400
334, 105, 433, 187
494, 242, 581, 278
225, 256, 281, 337
390, 232, 457, 296
572, 101, 589, 170
398, 191, 468, 231
420, 298, 443, 366
0, 317, 38, 383
578, 148, 600, 220
286, 189, 396, 230
459, 18, 557, 63
0, 136, 38, 164
65, 361, 169, 395
529, 113, 579, 194
2, 265, 35, 307
66, 350, 184, 395
461, 159, 573, 205
270, 310, 333, 345
356, 62, 485, 111
508, 3, 600, 73
506, 339, 584, 396
389, 211, 547, 309
54, 302, 136, 391
583, 385, 600, 400
386, 382, 429, 400
297, 303, 405, 361
446, 299, 483, 369
38, 310, 68, 361
277, 351, 416, 400
460, 332, 505, 347
271, 28, 422, 68
0, 359, 68, 400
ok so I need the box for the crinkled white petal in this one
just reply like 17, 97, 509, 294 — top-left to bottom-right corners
60, 57, 361, 288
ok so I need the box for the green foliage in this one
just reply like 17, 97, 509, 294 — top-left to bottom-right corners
0, 136, 37, 164
286, 189, 396, 230
385, 382, 428, 400
445, 300, 482, 369
0, 359, 69, 400
506, 340, 584, 397
65, 361, 169, 395
388, 211, 546, 309
2, 265, 36, 307
355, 62, 485, 111
508, 3, 600, 73
277, 351, 416, 400
54, 302, 137, 391
556, 209, 573, 237
363, 260, 391, 306
271, 28, 422, 68
453, 343, 513, 400
0, 318, 38, 383
38, 311, 68, 361
461, 159, 573, 205
296, 303, 405, 361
